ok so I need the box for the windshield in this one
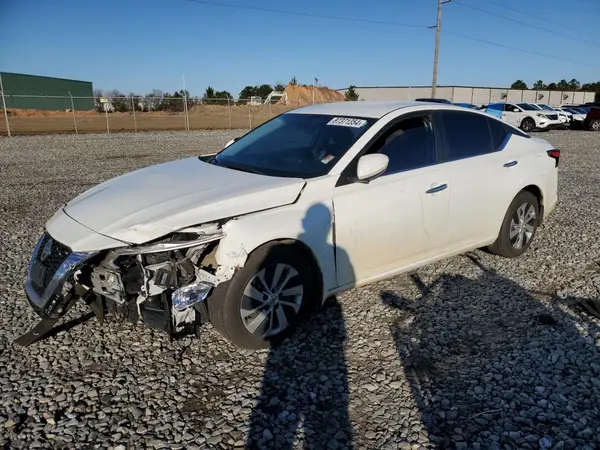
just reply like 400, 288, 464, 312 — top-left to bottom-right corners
567, 108, 584, 114
212, 113, 376, 178
517, 103, 540, 111
539, 104, 554, 111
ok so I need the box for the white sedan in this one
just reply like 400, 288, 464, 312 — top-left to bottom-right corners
18, 102, 560, 349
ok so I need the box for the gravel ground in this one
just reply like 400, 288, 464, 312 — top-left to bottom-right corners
1, 130, 600, 450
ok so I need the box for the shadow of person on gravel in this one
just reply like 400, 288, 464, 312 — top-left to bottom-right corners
382, 252, 600, 449
247, 204, 354, 450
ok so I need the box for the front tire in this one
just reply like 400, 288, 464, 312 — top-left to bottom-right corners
521, 117, 535, 132
208, 242, 320, 349
588, 119, 600, 131
488, 191, 540, 258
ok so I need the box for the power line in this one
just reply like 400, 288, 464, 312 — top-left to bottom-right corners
183, 0, 428, 29
444, 29, 600, 68
479, 0, 591, 34
452, 0, 600, 49
182, 0, 599, 70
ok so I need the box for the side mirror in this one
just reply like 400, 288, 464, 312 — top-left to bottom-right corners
512, 108, 520, 113
356, 154, 389, 183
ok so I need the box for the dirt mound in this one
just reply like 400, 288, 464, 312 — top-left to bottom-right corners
279, 85, 345, 106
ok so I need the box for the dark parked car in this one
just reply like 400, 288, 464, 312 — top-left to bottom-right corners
454, 102, 480, 110
584, 108, 600, 131
414, 98, 452, 104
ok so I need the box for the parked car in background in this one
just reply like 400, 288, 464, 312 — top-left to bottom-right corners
530, 104, 569, 127
555, 107, 587, 129
484, 102, 562, 132
415, 98, 452, 104
19, 101, 559, 349
584, 107, 600, 131
454, 102, 480, 110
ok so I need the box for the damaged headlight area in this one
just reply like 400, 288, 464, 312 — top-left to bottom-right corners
18, 223, 228, 346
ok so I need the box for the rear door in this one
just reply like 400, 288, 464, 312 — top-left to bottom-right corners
433, 110, 525, 248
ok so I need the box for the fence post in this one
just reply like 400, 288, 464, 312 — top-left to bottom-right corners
131, 95, 137, 133
470, 87, 474, 105
0, 73, 11, 137
227, 97, 232, 130
68, 91, 78, 134
248, 102, 252, 130
269, 100, 272, 119
104, 102, 110, 134
183, 95, 190, 131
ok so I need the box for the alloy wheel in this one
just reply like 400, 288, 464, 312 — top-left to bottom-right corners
509, 203, 536, 249
240, 263, 304, 337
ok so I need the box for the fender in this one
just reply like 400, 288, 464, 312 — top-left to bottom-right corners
214, 177, 339, 297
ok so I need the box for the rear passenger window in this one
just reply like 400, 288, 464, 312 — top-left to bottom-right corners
371, 116, 436, 175
438, 111, 493, 161
488, 118, 508, 149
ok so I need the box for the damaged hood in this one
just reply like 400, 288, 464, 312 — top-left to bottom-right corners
63, 157, 306, 244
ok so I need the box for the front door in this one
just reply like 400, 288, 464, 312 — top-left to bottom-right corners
502, 103, 523, 127
332, 114, 451, 288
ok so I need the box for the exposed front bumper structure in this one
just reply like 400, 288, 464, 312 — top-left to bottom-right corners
17, 222, 229, 347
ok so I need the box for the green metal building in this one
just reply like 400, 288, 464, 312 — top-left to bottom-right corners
0, 72, 94, 111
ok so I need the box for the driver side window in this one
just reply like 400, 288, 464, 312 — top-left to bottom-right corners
368, 116, 436, 176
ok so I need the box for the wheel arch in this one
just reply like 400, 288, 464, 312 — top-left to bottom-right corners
520, 184, 545, 224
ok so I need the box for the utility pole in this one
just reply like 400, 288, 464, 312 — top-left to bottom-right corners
430, 0, 451, 98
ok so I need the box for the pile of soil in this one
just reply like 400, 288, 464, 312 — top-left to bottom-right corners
279, 85, 345, 106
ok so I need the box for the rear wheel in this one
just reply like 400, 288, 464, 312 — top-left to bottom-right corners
520, 117, 535, 132
488, 191, 540, 258
208, 242, 320, 349
589, 119, 600, 131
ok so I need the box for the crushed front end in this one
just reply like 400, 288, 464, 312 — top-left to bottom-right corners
17, 223, 228, 346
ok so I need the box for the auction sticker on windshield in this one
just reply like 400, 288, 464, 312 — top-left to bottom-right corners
327, 117, 368, 128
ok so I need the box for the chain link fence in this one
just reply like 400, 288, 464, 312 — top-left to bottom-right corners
0, 94, 335, 137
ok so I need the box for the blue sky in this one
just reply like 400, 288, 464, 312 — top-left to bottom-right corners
1, 0, 598, 97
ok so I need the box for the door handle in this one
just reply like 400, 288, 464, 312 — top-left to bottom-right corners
425, 183, 448, 194
503, 160, 518, 167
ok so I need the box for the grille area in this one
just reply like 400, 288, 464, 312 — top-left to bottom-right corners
547, 114, 558, 120
30, 233, 71, 296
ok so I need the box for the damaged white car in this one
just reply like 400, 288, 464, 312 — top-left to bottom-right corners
19, 101, 559, 349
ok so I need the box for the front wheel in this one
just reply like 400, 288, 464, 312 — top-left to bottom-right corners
521, 117, 535, 132
488, 191, 540, 258
207, 242, 320, 349
588, 119, 600, 131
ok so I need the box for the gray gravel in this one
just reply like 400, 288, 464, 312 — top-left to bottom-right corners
1, 129, 600, 449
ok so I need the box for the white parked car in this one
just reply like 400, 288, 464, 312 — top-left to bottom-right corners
531, 103, 570, 125
483, 102, 563, 132
19, 102, 560, 349
557, 106, 587, 127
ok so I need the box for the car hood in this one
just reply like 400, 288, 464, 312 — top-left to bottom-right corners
62, 157, 306, 244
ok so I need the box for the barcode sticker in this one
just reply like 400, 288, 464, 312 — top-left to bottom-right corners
327, 117, 367, 128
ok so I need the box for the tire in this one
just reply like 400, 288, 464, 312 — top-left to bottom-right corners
207, 242, 321, 349
487, 191, 540, 258
520, 117, 535, 132
588, 119, 600, 131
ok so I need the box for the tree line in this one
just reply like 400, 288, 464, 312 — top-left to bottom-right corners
510, 79, 600, 99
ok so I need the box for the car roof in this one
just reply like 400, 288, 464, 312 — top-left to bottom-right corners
286, 101, 470, 119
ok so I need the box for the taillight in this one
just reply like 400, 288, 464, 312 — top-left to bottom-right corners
547, 149, 560, 167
